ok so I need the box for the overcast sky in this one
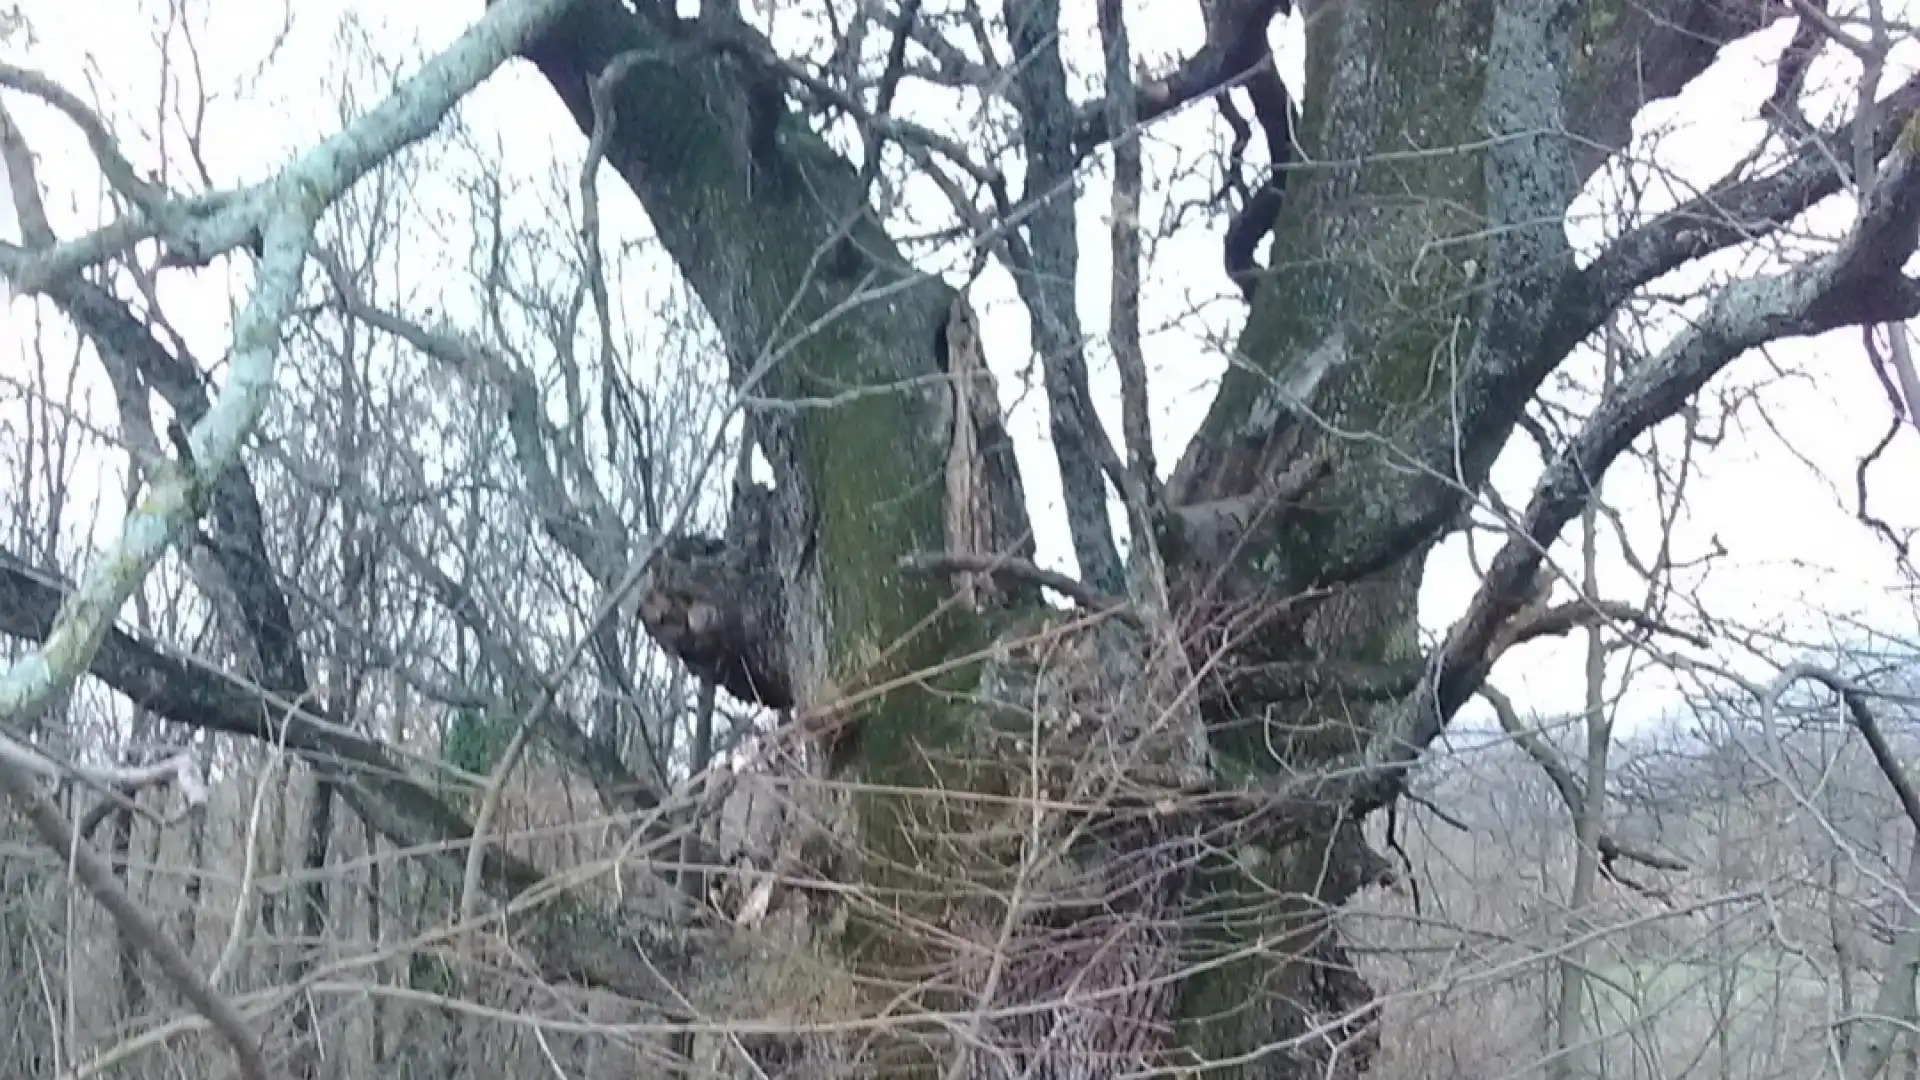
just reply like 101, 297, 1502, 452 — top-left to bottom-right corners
5, 0, 1920, 741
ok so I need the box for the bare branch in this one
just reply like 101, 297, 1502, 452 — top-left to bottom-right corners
0, 203, 311, 728
1098, 0, 1156, 506
1761, 663, 1920, 838
1787, 0, 1871, 60
1764, 0, 1832, 127
0, 0, 583, 731
0, 739, 206, 812
0, 95, 51, 245
1411, 144, 1920, 759
1070, 0, 1290, 157
1002, 0, 1126, 595
1498, 598, 1711, 656
0, 545, 705, 1010
1751, 656, 1920, 1080
40, 275, 311, 695
0, 61, 167, 210
323, 251, 628, 582
1581, 76, 1920, 323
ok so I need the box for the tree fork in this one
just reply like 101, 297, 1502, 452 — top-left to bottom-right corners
498, 2, 1871, 1079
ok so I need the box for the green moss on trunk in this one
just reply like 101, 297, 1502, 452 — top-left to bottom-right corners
1170, 3, 1501, 1075
1177, 0, 1495, 585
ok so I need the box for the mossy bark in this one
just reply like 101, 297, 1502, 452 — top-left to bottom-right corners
517, 3, 1491, 1075
1165, 4, 1497, 1075
515, 9, 1034, 1067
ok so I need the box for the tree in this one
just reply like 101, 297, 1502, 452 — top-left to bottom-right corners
495, 0, 1920, 1075
5, 0, 1920, 1078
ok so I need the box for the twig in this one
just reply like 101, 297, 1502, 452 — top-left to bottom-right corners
1402, 791, 1469, 833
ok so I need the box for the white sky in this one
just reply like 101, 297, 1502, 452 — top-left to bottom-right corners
4, 0, 1920, 741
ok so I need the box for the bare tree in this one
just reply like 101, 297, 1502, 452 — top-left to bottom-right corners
7, 1, 1920, 1079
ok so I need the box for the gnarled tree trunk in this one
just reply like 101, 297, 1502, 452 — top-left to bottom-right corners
496, 0, 1920, 1077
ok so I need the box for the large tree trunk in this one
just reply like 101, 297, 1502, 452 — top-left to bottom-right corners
495, 0, 1893, 1077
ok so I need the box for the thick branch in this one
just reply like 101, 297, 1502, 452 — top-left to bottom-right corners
1069, 0, 1289, 156
0, 61, 167, 211
1583, 75, 1920, 330
1234, 120, 1920, 840
1761, 663, 1920, 840
1004, 0, 1126, 595
1099, 0, 1156, 500
1567, 0, 1785, 183
0, 98, 53, 245
1364, 69, 1920, 583
1362, 122, 1920, 806
47, 277, 311, 695
1190, 69, 1920, 601
513, 0, 1037, 734
0, 0, 578, 729
0, 207, 312, 726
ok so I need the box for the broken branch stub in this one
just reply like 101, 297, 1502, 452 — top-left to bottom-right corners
638, 534, 792, 709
